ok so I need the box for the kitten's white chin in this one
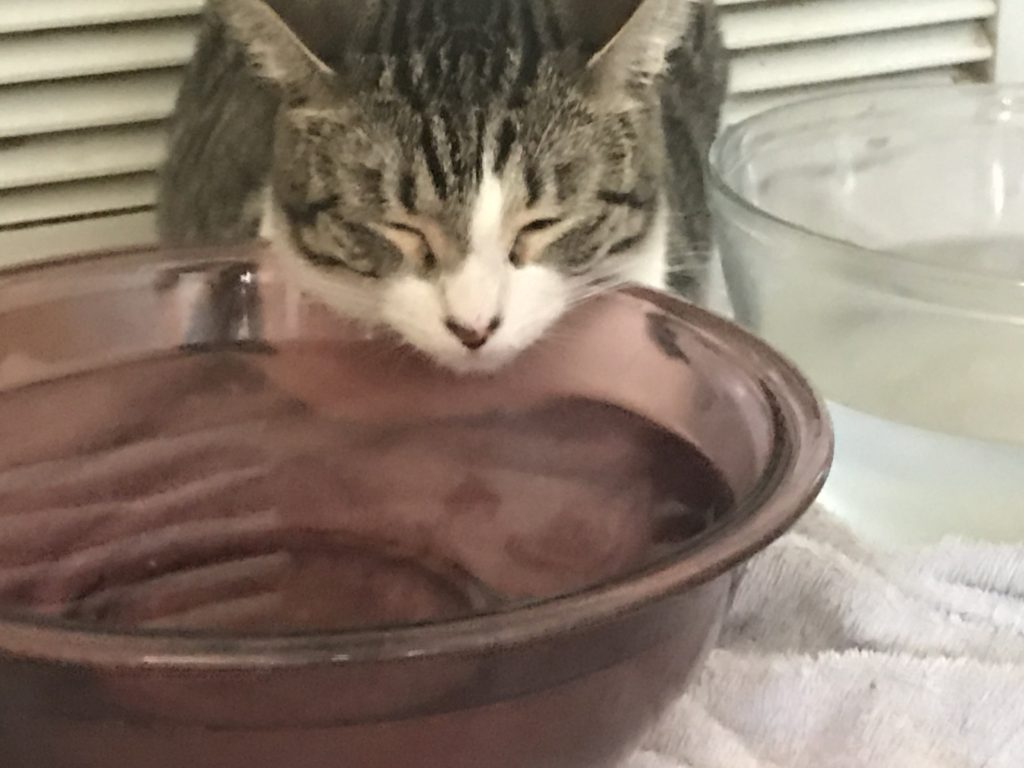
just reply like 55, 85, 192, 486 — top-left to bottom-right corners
380, 264, 570, 375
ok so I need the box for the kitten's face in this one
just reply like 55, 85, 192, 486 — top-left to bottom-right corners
222, 0, 691, 372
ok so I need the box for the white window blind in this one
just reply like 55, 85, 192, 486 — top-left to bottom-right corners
718, 0, 1001, 124
0, 0, 1016, 265
0, 1, 203, 267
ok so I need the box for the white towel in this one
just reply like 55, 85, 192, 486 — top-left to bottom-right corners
630, 509, 1024, 768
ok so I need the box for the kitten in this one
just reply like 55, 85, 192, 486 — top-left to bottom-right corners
158, 0, 726, 372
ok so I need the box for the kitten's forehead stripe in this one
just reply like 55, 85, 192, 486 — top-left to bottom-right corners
510, 1, 542, 108
543, 4, 565, 48
439, 108, 465, 180
524, 161, 543, 207
491, 0, 511, 29
415, 0, 436, 46
474, 111, 487, 182
554, 162, 577, 202
419, 120, 450, 199
494, 118, 517, 174
359, 167, 386, 208
399, 172, 417, 211
391, 0, 411, 64
373, 0, 555, 107
358, 0, 593, 213
488, 44, 509, 92
424, 48, 442, 85
598, 189, 649, 210
366, 8, 384, 51
390, 0, 424, 109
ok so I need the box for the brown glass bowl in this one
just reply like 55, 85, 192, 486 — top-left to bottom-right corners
0, 245, 831, 768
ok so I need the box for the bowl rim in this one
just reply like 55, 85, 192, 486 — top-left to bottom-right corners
0, 247, 833, 668
708, 81, 1024, 304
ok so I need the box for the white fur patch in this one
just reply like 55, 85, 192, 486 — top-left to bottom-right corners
443, 253, 506, 330
382, 265, 569, 374
469, 168, 507, 257
443, 168, 510, 331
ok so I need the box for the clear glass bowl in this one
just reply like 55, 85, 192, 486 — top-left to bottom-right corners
0, 246, 830, 768
710, 83, 1024, 544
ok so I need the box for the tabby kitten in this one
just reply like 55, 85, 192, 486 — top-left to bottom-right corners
159, 0, 725, 372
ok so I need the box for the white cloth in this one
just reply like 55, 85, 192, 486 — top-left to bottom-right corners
631, 509, 1024, 768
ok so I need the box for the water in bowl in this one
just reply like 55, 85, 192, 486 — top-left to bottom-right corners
820, 402, 1023, 544
0, 345, 734, 634
905, 236, 1024, 279
767, 238, 1024, 544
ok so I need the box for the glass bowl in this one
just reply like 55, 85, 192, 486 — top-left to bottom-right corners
0, 245, 830, 768
710, 83, 1024, 544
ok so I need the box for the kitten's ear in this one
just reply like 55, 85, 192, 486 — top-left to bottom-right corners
574, 0, 696, 108
210, 0, 335, 103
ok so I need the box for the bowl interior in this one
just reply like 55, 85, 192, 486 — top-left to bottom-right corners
714, 84, 1024, 269
0, 247, 829, 648
709, 84, 1024, 544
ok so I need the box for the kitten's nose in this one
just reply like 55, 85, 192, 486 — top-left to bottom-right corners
445, 316, 502, 350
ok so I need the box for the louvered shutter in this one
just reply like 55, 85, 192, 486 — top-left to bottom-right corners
718, 0, 1000, 124
0, 1, 203, 267
0, 1, 1016, 266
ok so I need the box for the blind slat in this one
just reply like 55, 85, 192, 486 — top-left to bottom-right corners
0, 211, 158, 268
721, 0, 997, 50
730, 23, 993, 95
723, 67, 966, 124
0, 175, 158, 228
0, 72, 182, 139
0, 126, 167, 191
0, 0, 1008, 263
0, 20, 198, 86
0, 0, 203, 34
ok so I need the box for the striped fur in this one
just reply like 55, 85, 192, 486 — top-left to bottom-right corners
158, 0, 725, 371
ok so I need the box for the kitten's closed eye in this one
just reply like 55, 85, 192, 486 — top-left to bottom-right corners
383, 221, 421, 236
283, 200, 403, 278
383, 221, 438, 273
510, 218, 563, 268
288, 196, 339, 226
519, 218, 562, 234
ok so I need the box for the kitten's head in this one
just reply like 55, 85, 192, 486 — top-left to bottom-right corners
214, 0, 695, 372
